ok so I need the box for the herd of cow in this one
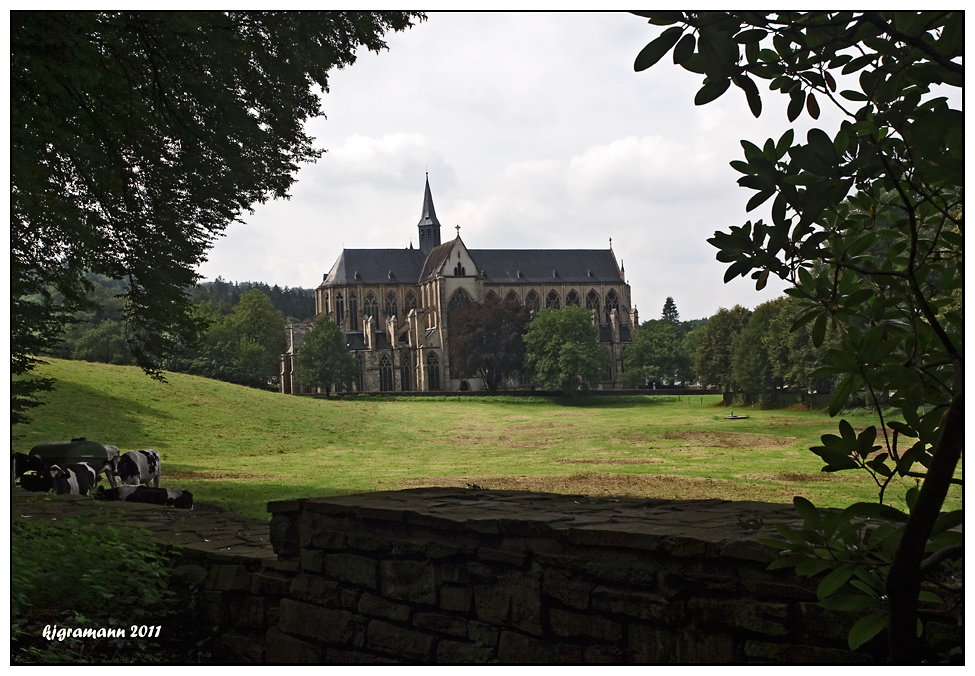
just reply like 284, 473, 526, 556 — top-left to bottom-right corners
12, 446, 194, 509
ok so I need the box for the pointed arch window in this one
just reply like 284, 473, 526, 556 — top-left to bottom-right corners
364, 292, 379, 322
426, 352, 441, 391
405, 291, 417, 313
336, 292, 345, 324
546, 290, 561, 309
453, 262, 467, 276
447, 288, 472, 325
348, 293, 358, 328
505, 291, 519, 304
566, 290, 580, 306
586, 290, 600, 316
400, 360, 411, 391
384, 292, 398, 319
525, 291, 540, 314
605, 289, 619, 321
379, 355, 394, 391
485, 290, 499, 303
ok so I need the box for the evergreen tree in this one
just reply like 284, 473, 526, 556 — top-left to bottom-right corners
661, 296, 680, 324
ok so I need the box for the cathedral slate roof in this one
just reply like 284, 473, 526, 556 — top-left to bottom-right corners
322, 249, 426, 287
322, 245, 624, 288
470, 249, 623, 285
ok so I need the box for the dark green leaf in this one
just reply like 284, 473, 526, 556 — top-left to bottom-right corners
673, 33, 696, 65
788, 88, 805, 121
634, 26, 684, 72
806, 92, 820, 119
746, 188, 775, 212
817, 564, 855, 599
735, 74, 762, 117
828, 375, 856, 416
793, 496, 822, 528
931, 510, 963, 535
848, 612, 887, 650
734, 28, 768, 44
811, 312, 827, 347
795, 558, 834, 577
695, 77, 732, 105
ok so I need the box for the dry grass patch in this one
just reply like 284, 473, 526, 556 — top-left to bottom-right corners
558, 458, 664, 465
737, 472, 834, 483
619, 435, 656, 444
166, 469, 290, 481
662, 431, 796, 449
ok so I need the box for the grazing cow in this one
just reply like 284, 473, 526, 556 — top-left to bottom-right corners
49, 463, 98, 496
98, 485, 193, 509
117, 449, 161, 488
12, 451, 47, 487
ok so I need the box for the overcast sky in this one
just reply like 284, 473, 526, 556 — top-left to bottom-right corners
197, 11, 851, 322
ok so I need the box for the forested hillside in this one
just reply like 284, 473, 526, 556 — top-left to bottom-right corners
52, 274, 315, 389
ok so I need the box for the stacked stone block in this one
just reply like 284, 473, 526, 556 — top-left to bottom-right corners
262, 489, 918, 664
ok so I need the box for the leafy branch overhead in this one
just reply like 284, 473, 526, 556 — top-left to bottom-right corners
10, 11, 424, 423
633, 11, 962, 663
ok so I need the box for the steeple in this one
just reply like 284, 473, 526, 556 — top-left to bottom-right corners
417, 174, 442, 256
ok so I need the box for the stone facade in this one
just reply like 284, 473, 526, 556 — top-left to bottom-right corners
280, 177, 638, 394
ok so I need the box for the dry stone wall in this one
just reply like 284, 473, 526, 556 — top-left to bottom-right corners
161, 487, 960, 663
258, 488, 906, 664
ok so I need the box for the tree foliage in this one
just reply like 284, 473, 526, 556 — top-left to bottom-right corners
661, 296, 680, 324
523, 307, 612, 396
623, 319, 695, 387
731, 298, 786, 392
294, 316, 360, 395
692, 305, 751, 391
162, 289, 285, 389
190, 278, 316, 320
447, 296, 532, 391
634, 11, 962, 662
10, 10, 422, 423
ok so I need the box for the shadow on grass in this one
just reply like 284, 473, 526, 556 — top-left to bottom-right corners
12, 378, 172, 449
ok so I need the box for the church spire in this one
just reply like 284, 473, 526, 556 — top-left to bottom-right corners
417, 173, 442, 256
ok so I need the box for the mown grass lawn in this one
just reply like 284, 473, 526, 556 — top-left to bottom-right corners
14, 359, 963, 520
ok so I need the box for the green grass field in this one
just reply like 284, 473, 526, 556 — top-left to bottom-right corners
13, 359, 962, 520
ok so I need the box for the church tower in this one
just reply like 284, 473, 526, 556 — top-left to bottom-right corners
417, 174, 442, 256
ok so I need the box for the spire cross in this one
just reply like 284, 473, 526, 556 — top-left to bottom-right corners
456, 225, 461, 236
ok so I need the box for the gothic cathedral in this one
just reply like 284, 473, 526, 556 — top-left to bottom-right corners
280, 177, 638, 393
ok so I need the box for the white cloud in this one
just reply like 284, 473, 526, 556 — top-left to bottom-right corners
197, 12, 832, 321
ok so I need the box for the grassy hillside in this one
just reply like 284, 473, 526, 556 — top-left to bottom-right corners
13, 359, 962, 520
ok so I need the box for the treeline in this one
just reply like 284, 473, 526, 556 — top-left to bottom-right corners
53, 275, 315, 389
623, 295, 841, 395
188, 278, 315, 319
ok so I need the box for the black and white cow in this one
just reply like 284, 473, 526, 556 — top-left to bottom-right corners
117, 449, 161, 488
49, 463, 98, 496
99, 485, 193, 509
20, 471, 54, 492
101, 445, 121, 489
12, 451, 47, 488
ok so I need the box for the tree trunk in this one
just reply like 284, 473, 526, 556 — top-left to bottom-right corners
886, 392, 964, 663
